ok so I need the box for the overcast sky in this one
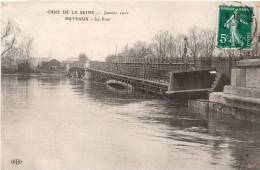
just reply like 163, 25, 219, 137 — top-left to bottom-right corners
1, 1, 259, 61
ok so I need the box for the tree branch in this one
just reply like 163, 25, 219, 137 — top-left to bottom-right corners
1, 21, 11, 41
1, 36, 15, 57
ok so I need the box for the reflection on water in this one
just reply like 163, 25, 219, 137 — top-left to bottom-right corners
2, 75, 260, 170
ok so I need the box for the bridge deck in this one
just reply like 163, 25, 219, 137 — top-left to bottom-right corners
87, 67, 168, 87
166, 88, 211, 99
166, 88, 211, 94
86, 67, 224, 99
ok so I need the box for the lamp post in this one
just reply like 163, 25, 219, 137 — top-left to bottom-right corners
183, 36, 188, 63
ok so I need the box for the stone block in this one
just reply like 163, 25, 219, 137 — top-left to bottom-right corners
246, 68, 260, 88
231, 69, 237, 86
254, 88, 260, 98
231, 68, 246, 87
208, 102, 260, 124
188, 99, 209, 118
223, 85, 260, 98
209, 92, 260, 111
237, 59, 260, 67
209, 92, 226, 104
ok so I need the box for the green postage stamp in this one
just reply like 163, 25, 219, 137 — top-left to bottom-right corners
217, 5, 254, 49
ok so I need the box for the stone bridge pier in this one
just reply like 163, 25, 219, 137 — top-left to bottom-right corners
209, 59, 260, 124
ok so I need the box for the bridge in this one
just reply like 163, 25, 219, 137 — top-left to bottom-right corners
68, 67, 85, 78
86, 67, 168, 94
82, 57, 233, 99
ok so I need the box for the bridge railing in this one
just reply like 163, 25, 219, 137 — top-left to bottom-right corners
88, 56, 256, 83
89, 61, 195, 83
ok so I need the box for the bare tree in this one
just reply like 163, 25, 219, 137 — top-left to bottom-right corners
23, 37, 33, 60
125, 41, 152, 62
166, 35, 176, 59
187, 26, 203, 61
175, 34, 186, 60
78, 53, 88, 63
122, 44, 129, 61
105, 54, 117, 62
1, 20, 16, 56
133, 41, 150, 58
127, 48, 136, 59
200, 29, 216, 58
152, 30, 172, 60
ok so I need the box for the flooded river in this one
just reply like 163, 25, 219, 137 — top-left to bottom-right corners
2, 75, 260, 170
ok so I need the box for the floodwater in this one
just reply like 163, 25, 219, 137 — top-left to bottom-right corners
2, 75, 260, 170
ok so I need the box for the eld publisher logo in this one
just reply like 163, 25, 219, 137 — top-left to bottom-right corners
11, 159, 22, 165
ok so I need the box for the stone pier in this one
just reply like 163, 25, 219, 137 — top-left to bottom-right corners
209, 59, 260, 124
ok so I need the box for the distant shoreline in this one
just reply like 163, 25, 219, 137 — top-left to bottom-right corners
1, 72, 67, 77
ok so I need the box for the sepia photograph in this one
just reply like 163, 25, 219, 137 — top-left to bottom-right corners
1, 1, 260, 170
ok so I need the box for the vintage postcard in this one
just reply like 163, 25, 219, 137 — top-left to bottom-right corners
1, 1, 260, 170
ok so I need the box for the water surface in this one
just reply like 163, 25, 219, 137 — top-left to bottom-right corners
2, 75, 260, 170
